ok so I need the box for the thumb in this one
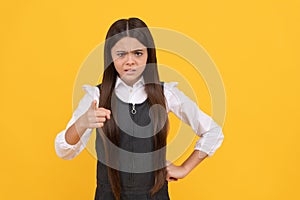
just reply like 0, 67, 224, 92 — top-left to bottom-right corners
166, 160, 172, 166
91, 100, 97, 110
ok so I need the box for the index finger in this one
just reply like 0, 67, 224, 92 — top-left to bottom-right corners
98, 107, 111, 119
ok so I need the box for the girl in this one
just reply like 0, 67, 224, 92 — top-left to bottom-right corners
55, 17, 224, 200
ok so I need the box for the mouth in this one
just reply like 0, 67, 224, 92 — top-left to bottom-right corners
124, 69, 136, 72
124, 69, 136, 74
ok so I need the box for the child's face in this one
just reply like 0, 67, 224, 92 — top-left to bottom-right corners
111, 37, 148, 86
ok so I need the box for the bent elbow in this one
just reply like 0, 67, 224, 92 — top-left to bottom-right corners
54, 133, 77, 160
54, 143, 75, 160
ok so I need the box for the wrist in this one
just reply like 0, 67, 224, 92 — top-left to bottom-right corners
75, 115, 87, 134
180, 164, 190, 177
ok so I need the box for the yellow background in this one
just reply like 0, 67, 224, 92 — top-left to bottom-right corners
1, 0, 299, 199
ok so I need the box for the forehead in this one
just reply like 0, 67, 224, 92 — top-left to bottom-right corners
111, 37, 146, 51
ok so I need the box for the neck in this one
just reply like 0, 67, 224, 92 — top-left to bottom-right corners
119, 76, 142, 87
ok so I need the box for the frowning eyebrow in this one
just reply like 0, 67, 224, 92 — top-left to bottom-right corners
115, 48, 145, 53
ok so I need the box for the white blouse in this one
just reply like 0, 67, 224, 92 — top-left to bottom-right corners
54, 76, 224, 160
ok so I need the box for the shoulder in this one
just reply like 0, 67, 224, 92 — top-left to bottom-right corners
161, 81, 181, 100
162, 81, 191, 105
81, 83, 100, 98
160, 81, 180, 112
161, 81, 179, 94
162, 81, 179, 89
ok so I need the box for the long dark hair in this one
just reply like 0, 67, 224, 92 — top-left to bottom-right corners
98, 18, 169, 200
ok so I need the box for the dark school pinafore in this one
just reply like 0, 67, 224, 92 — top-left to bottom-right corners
94, 83, 170, 200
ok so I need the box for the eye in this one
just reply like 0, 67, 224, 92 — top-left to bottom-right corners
116, 52, 126, 57
135, 51, 143, 56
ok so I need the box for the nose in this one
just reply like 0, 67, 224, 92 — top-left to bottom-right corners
125, 53, 135, 66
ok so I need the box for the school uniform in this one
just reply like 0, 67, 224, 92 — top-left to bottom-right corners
95, 82, 169, 199
54, 76, 224, 199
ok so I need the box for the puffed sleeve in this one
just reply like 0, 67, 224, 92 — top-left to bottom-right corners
54, 84, 100, 160
164, 82, 224, 157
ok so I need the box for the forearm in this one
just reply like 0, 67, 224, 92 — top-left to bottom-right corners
65, 117, 87, 145
181, 150, 208, 174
